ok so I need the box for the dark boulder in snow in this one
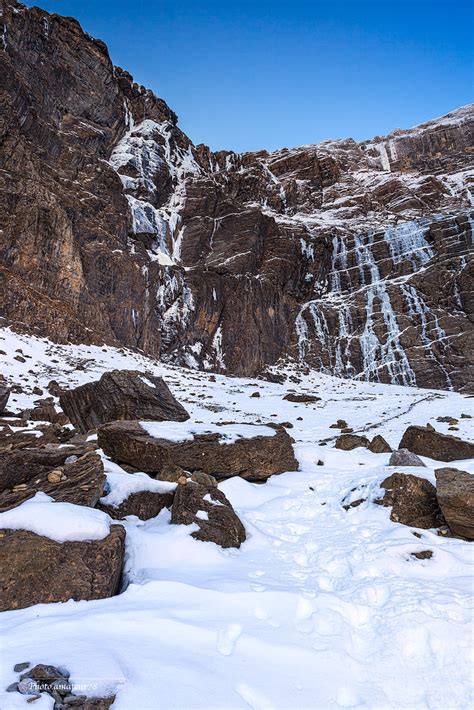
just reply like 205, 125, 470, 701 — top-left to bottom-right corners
368, 435, 392, 453
0, 452, 106, 512
0, 525, 125, 611
98, 420, 298, 482
377, 472, 444, 529
59, 370, 189, 434
171, 477, 246, 548
399, 425, 474, 462
283, 393, 321, 403
335, 433, 370, 450
0, 381, 10, 414
389, 448, 426, 467
435, 468, 474, 539
99, 487, 175, 521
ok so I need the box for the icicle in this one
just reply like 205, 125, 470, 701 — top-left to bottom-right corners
384, 220, 433, 268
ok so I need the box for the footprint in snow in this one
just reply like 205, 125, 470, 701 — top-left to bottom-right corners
236, 683, 275, 710
216, 623, 242, 656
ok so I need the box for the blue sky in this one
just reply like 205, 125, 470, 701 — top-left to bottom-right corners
29, 0, 473, 152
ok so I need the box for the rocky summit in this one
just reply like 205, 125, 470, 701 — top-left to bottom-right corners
1, 0, 473, 391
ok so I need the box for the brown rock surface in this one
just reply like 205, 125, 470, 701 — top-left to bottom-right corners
0, 452, 106, 512
377, 472, 444, 529
171, 480, 246, 548
435, 468, 474, 539
0, 525, 125, 611
98, 420, 298, 481
399, 426, 474, 462
0, 0, 473, 390
59, 370, 189, 433
335, 434, 370, 450
368, 435, 392, 453
283, 393, 321, 403
0, 443, 97, 491
99, 487, 175, 520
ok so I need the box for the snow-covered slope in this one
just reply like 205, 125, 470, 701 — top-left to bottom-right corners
1, 328, 473, 709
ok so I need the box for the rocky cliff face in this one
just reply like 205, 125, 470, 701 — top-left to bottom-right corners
1, 0, 473, 390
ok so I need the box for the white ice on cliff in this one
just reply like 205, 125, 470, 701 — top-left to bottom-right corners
109, 108, 201, 267
295, 217, 451, 386
106, 100, 472, 385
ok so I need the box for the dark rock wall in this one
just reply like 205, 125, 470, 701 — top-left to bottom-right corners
1, 0, 473, 390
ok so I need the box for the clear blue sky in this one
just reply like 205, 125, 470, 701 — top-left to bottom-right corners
28, 0, 473, 152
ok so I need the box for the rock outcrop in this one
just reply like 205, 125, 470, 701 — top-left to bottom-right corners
398, 426, 474, 462
1, 0, 473, 391
435, 468, 474, 539
59, 370, 189, 433
0, 452, 105, 512
171, 478, 246, 548
389, 448, 426, 467
0, 443, 98, 491
98, 420, 298, 481
0, 525, 125, 611
377, 472, 444, 529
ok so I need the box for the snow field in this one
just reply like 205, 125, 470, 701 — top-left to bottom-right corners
0, 327, 473, 709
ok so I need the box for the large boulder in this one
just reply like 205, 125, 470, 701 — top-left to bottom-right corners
0, 443, 97, 492
435, 468, 474, 539
0, 452, 106, 512
335, 434, 370, 451
398, 426, 474, 462
376, 472, 444, 529
98, 421, 298, 482
171, 479, 246, 548
389, 448, 426, 467
0, 525, 125, 611
59, 370, 190, 434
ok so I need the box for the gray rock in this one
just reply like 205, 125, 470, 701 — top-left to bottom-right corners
6, 682, 19, 692
56, 666, 71, 679
50, 678, 73, 696
18, 678, 40, 695
14, 662, 30, 673
389, 448, 426, 467
335, 434, 370, 451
